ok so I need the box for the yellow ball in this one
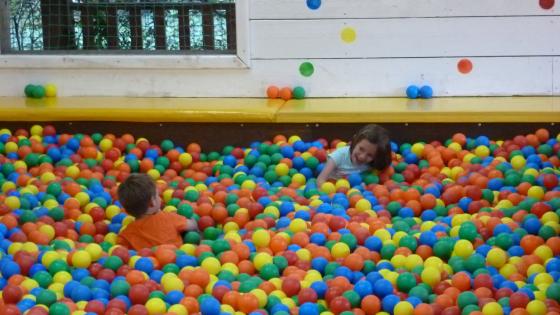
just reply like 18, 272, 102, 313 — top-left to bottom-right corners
394, 301, 414, 315
410, 143, 424, 158
454, 240, 474, 258
5, 196, 21, 210
253, 253, 273, 271
510, 155, 526, 170
201, 257, 221, 275
486, 248, 507, 268
85, 243, 103, 261
66, 165, 80, 179
44, 83, 57, 97
474, 145, 490, 158
526, 300, 547, 315
41, 251, 60, 268
534, 245, 553, 262
241, 179, 256, 190
168, 304, 187, 315
482, 302, 503, 315
5, 141, 18, 153
527, 186, 545, 200
335, 179, 350, 190
40, 172, 56, 184
179, 153, 192, 167
162, 275, 185, 293
146, 298, 167, 315
105, 205, 121, 219
355, 199, 372, 212
534, 273, 553, 286
291, 173, 306, 185
30, 125, 43, 136
421, 266, 441, 287
321, 182, 336, 194
71, 251, 92, 268
252, 229, 271, 248
289, 218, 307, 233
53, 271, 72, 284
275, 163, 290, 176
288, 135, 301, 144
448, 142, 462, 152
99, 138, 113, 152
331, 243, 350, 259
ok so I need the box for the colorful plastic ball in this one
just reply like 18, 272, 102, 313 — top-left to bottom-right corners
486, 248, 507, 268
200, 297, 221, 315
293, 86, 306, 100
454, 240, 474, 258
394, 301, 414, 315
420, 267, 441, 287
331, 242, 351, 259
266, 86, 279, 99
279, 87, 292, 101
201, 257, 221, 275
406, 85, 420, 99
49, 302, 70, 315
44, 83, 57, 97
253, 229, 270, 247
481, 302, 503, 315
396, 272, 416, 293
306, 0, 321, 10
146, 298, 167, 314
419, 85, 433, 99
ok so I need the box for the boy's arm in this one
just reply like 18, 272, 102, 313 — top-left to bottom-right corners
171, 213, 198, 232
116, 234, 132, 248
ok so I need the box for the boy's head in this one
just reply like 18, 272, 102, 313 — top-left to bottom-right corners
117, 173, 160, 218
350, 124, 392, 170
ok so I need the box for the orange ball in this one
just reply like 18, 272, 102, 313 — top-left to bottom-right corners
279, 87, 292, 100
266, 86, 279, 99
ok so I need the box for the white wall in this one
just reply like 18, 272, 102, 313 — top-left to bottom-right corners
0, 0, 558, 97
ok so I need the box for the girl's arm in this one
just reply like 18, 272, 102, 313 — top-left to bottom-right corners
316, 158, 337, 188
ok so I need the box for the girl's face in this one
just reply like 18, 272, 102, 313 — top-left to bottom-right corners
351, 139, 377, 165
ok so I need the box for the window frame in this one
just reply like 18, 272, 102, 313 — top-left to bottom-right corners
0, 0, 250, 69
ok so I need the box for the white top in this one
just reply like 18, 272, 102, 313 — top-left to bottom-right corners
328, 146, 370, 178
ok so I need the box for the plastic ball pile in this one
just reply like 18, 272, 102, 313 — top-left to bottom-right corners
0, 125, 559, 315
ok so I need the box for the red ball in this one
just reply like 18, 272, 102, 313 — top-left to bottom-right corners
129, 284, 150, 305
2, 284, 23, 304
85, 300, 106, 315
298, 288, 318, 304
509, 292, 530, 309
281, 277, 301, 297
329, 296, 351, 315
198, 215, 215, 231
128, 305, 149, 315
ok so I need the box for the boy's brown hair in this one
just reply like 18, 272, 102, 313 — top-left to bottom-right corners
350, 124, 392, 170
117, 173, 156, 218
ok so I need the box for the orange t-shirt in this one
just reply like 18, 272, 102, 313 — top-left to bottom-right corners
117, 211, 188, 250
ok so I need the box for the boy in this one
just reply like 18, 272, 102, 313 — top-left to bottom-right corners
116, 173, 198, 250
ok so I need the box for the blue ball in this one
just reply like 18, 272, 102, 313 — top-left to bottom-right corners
310, 281, 328, 298
135, 257, 154, 273
1, 261, 20, 278
374, 279, 393, 297
406, 85, 420, 99
306, 0, 321, 10
70, 284, 92, 302
299, 302, 319, 315
420, 85, 433, 98
200, 297, 221, 315
354, 280, 373, 298
382, 294, 401, 312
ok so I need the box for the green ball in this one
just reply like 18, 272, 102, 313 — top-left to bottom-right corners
110, 279, 130, 297
457, 291, 478, 309
495, 233, 513, 249
49, 302, 70, 315
340, 233, 357, 250
433, 240, 453, 260
396, 272, 416, 293
260, 263, 280, 280
184, 231, 201, 244
161, 139, 174, 152
459, 222, 478, 241
103, 256, 123, 271
547, 283, 560, 302
33, 270, 53, 288
380, 244, 396, 260
462, 305, 480, 315
32, 85, 46, 99
36, 288, 57, 305
342, 290, 361, 307
19, 210, 37, 223
399, 235, 417, 251
203, 227, 220, 240
212, 239, 231, 254
409, 286, 429, 302
293, 86, 306, 99
48, 259, 69, 274
24, 84, 35, 97
162, 263, 180, 275
184, 190, 200, 202
299, 62, 315, 77
465, 254, 485, 273
273, 255, 288, 271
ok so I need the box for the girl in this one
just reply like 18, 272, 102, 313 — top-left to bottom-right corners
317, 124, 392, 187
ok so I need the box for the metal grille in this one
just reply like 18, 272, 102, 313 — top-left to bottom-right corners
5, 0, 236, 53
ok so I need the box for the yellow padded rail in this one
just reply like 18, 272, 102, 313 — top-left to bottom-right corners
0, 96, 558, 123
278, 97, 560, 123
0, 97, 284, 123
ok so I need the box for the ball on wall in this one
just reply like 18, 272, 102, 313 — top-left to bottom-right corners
279, 87, 292, 101
266, 86, 279, 99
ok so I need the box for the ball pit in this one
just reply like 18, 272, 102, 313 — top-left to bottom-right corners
0, 125, 559, 315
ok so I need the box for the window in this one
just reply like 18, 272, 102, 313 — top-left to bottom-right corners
0, 0, 249, 69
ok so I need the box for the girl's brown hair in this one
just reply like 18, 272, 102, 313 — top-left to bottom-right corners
349, 124, 392, 170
